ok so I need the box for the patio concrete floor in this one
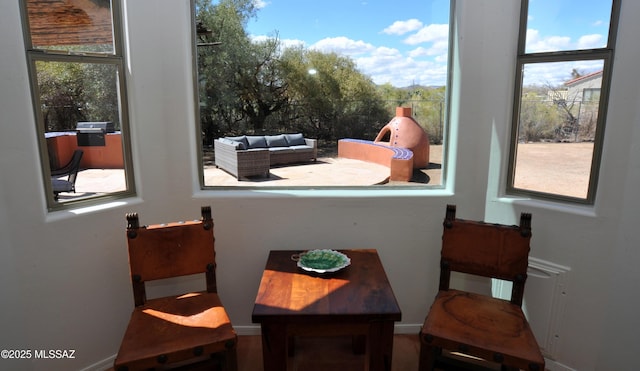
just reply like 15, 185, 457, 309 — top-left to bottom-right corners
57, 154, 442, 201
206, 157, 408, 186
69, 157, 391, 191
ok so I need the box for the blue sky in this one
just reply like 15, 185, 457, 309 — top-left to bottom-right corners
245, 0, 612, 87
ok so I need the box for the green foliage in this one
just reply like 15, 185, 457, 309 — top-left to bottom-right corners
279, 48, 388, 140
36, 60, 120, 132
196, 0, 257, 140
517, 85, 598, 143
376, 85, 447, 144
519, 90, 562, 142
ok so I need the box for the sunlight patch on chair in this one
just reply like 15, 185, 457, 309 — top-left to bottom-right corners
143, 306, 229, 328
176, 292, 203, 299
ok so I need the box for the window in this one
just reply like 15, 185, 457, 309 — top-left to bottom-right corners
193, 0, 451, 189
507, 0, 620, 203
583, 88, 601, 102
21, 0, 134, 210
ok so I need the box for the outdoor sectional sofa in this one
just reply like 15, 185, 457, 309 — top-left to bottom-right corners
214, 133, 317, 179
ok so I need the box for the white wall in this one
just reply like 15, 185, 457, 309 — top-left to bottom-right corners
1, 1, 639, 370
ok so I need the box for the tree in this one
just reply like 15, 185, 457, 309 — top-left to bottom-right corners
279, 48, 388, 140
519, 88, 562, 142
236, 35, 289, 132
196, 0, 257, 143
377, 83, 409, 111
409, 87, 446, 144
36, 60, 120, 132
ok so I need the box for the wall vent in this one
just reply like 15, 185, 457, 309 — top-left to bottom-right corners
492, 257, 570, 360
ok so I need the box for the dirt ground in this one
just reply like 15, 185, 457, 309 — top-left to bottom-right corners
422, 142, 593, 198
512, 142, 593, 198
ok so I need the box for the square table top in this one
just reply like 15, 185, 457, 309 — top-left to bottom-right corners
252, 249, 402, 323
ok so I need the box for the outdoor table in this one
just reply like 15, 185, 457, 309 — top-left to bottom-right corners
252, 249, 402, 371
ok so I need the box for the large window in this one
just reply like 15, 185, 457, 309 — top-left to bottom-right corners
507, 0, 620, 203
193, 0, 451, 189
21, 0, 134, 210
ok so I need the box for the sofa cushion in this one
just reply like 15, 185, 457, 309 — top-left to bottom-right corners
225, 135, 249, 149
284, 133, 306, 146
268, 147, 295, 153
246, 136, 268, 149
290, 145, 313, 151
219, 138, 246, 150
265, 134, 288, 147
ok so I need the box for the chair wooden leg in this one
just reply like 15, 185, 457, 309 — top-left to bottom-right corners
223, 348, 238, 371
209, 348, 238, 371
288, 336, 295, 357
418, 342, 438, 371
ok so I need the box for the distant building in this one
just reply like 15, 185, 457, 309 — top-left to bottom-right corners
563, 70, 603, 140
564, 70, 602, 103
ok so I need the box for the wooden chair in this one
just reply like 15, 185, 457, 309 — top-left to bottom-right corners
419, 205, 545, 371
114, 206, 238, 371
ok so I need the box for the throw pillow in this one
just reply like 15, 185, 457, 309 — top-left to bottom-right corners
225, 135, 249, 148
265, 134, 288, 147
284, 133, 306, 146
246, 135, 268, 148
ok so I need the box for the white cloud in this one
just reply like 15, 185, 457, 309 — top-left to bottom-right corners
270, 33, 451, 87
403, 24, 449, 45
382, 19, 423, 35
373, 46, 401, 57
542, 36, 571, 50
250, 27, 451, 87
408, 39, 448, 58
526, 29, 540, 41
522, 60, 604, 87
525, 29, 571, 52
577, 34, 604, 49
310, 37, 375, 56
253, 0, 269, 9
250, 35, 305, 47
360, 57, 447, 87
279, 38, 306, 50
408, 47, 430, 58
526, 29, 606, 53
250, 35, 270, 43
355, 46, 447, 87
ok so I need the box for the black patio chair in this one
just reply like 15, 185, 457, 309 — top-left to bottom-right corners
50, 149, 83, 176
51, 149, 83, 200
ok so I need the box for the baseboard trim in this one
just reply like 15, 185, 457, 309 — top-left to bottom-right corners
234, 325, 262, 336
544, 358, 577, 371
394, 323, 422, 334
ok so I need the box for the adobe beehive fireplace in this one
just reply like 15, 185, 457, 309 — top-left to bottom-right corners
374, 107, 430, 168
337, 107, 430, 182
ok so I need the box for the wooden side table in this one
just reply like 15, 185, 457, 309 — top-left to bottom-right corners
252, 249, 402, 371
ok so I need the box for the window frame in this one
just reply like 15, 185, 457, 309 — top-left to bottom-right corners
191, 0, 454, 193
20, 0, 136, 211
506, 0, 621, 204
